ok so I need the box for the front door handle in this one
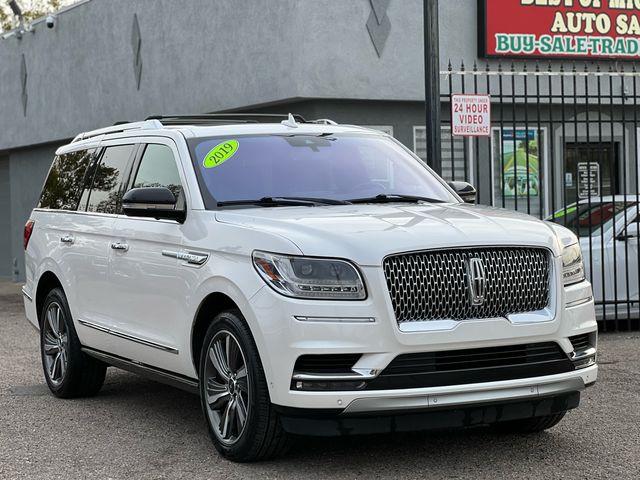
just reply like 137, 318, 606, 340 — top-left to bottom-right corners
110, 242, 129, 252
60, 235, 74, 244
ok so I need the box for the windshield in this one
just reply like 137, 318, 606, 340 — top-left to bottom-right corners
188, 133, 458, 208
548, 201, 637, 236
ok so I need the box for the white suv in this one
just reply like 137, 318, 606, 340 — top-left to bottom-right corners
22, 114, 598, 462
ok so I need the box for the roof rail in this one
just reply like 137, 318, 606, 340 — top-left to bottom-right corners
71, 119, 162, 143
310, 118, 338, 125
146, 113, 308, 126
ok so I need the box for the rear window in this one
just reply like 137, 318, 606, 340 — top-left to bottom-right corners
38, 149, 95, 211
188, 133, 456, 208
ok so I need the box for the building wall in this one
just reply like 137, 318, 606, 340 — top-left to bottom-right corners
0, 0, 629, 282
250, 99, 427, 151
0, 0, 448, 152
0, 155, 11, 280
7, 144, 59, 281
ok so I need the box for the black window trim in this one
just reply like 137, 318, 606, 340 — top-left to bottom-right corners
76, 147, 103, 212
124, 141, 188, 221
82, 143, 140, 215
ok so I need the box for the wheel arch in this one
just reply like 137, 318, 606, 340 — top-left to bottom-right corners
190, 291, 241, 375
35, 271, 64, 327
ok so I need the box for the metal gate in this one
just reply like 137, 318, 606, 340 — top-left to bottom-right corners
438, 61, 640, 331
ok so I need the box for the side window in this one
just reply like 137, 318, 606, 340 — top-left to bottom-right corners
85, 145, 135, 214
133, 144, 183, 200
38, 149, 95, 210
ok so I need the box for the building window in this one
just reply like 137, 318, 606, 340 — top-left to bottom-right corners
413, 126, 471, 183
491, 127, 547, 218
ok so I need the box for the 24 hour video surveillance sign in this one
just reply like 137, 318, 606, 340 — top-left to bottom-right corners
480, 0, 640, 59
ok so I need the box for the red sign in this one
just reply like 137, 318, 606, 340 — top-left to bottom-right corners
480, 0, 640, 59
451, 95, 491, 137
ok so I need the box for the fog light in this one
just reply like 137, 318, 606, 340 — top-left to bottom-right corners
572, 355, 596, 370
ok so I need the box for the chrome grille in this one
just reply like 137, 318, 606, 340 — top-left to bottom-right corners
383, 247, 551, 324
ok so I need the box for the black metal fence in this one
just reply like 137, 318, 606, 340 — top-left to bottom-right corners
439, 61, 640, 331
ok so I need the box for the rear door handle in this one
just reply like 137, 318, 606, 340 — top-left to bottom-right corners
110, 242, 129, 252
60, 235, 74, 244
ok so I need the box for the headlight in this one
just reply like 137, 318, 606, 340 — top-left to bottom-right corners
252, 251, 366, 300
562, 243, 585, 286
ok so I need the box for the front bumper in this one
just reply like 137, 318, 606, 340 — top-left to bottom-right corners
277, 391, 582, 437
247, 269, 597, 411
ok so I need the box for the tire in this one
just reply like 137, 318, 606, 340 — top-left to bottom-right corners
199, 309, 290, 462
40, 287, 107, 398
490, 412, 566, 433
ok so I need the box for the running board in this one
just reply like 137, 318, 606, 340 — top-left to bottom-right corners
82, 347, 199, 395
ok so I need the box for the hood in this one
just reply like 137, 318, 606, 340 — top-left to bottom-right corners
215, 203, 563, 266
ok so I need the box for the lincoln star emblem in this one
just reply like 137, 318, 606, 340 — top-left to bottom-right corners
466, 258, 486, 306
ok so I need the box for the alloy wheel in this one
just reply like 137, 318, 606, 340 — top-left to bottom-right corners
42, 302, 69, 386
203, 330, 250, 445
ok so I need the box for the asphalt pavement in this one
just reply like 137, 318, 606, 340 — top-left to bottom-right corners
0, 281, 638, 480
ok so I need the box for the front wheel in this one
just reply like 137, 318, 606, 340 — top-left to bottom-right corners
199, 310, 290, 462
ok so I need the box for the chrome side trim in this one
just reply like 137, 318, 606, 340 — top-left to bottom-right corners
82, 347, 198, 394
294, 316, 376, 324
566, 296, 593, 309
77, 319, 179, 354
122, 202, 177, 211
21, 286, 33, 302
162, 249, 209, 266
292, 368, 380, 382
32, 208, 120, 219
32, 208, 181, 224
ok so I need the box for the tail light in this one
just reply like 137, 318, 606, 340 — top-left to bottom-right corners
24, 220, 35, 250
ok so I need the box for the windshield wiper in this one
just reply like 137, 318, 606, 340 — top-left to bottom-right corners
216, 197, 351, 207
281, 197, 351, 205
346, 194, 447, 205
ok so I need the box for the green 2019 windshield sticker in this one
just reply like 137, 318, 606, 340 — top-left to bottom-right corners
203, 140, 239, 168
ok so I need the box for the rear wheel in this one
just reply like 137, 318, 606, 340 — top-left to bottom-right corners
40, 288, 106, 398
199, 310, 290, 462
490, 412, 566, 433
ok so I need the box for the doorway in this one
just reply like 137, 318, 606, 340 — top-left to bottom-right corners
564, 143, 620, 204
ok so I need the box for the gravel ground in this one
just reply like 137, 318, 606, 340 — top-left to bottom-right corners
0, 282, 638, 480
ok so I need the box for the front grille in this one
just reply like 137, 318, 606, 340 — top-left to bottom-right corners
365, 342, 574, 390
383, 247, 551, 323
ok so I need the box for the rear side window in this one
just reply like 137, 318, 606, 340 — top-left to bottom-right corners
85, 145, 135, 214
38, 149, 95, 210
133, 144, 183, 200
